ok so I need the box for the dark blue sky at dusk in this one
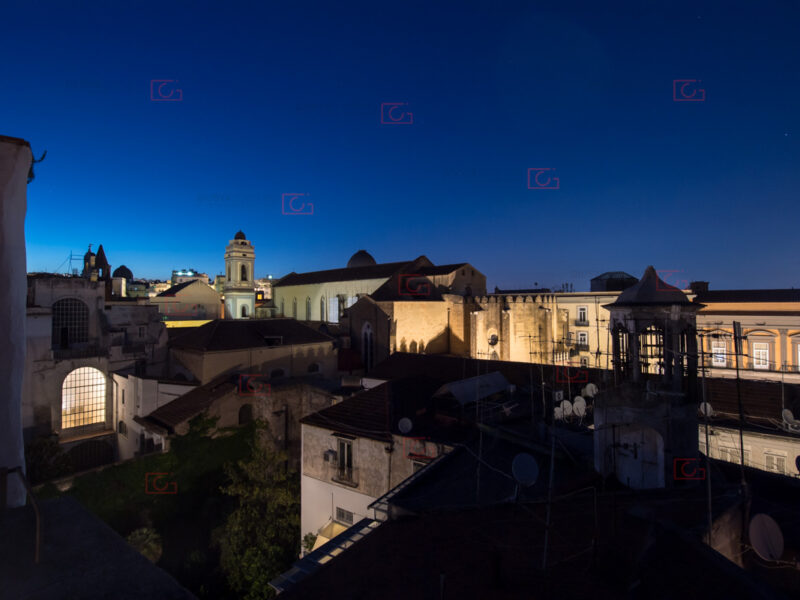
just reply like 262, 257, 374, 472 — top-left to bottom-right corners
4, 0, 799, 290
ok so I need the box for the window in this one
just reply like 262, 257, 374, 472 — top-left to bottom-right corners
320, 297, 326, 321
308, 363, 320, 373
227, 265, 231, 281
580, 357, 589, 368
306, 297, 311, 319
335, 507, 354, 525
62, 367, 106, 429
238, 404, 253, 425
711, 341, 726, 367
765, 452, 786, 474
578, 331, 588, 345
577, 306, 588, 323
241, 305, 248, 318
241, 264, 248, 282
138, 326, 145, 338
118, 420, 127, 436
336, 438, 354, 482
361, 322, 374, 372
328, 297, 340, 324
292, 298, 297, 319
52, 298, 89, 348
753, 342, 770, 370
280, 299, 285, 316
122, 389, 125, 405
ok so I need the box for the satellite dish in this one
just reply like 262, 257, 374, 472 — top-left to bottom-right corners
796, 455, 800, 474
398, 417, 413, 434
573, 396, 586, 417
560, 400, 573, 417
554, 406, 563, 420
699, 402, 714, 417
511, 453, 540, 487
749, 514, 784, 561
782, 409, 798, 424
582, 383, 598, 398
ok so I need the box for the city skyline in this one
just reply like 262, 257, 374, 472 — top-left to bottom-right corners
6, 0, 799, 289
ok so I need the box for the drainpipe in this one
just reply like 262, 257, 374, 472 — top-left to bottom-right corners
385, 440, 394, 494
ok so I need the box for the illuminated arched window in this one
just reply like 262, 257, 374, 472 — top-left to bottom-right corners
241, 264, 248, 282
62, 367, 106, 429
52, 298, 89, 349
320, 297, 326, 321
292, 298, 297, 319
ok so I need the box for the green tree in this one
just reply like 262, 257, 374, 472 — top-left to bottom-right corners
219, 426, 299, 600
25, 435, 73, 484
127, 527, 163, 563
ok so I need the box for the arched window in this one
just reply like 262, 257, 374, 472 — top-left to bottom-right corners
238, 404, 253, 425
52, 298, 89, 349
306, 297, 311, 320
241, 305, 248, 318
62, 367, 106, 429
292, 298, 297, 319
320, 297, 326, 322
241, 264, 248, 282
118, 420, 127, 436
270, 368, 285, 378
361, 322, 374, 372
227, 265, 231, 281
280, 299, 285, 317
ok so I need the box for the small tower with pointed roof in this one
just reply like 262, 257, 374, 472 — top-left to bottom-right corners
593, 266, 704, 489
224, 230, 255, 319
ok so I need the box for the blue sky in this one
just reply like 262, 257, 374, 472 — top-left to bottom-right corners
4, 0, 799, 289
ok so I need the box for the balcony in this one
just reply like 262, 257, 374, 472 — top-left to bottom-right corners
330, 465, 359, 488
574, 319, 590, 327
575, 343, 589, 352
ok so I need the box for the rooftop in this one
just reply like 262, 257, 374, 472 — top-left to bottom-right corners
168, 318, 333, 351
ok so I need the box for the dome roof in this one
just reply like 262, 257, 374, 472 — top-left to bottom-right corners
609, 266, 693, 307
112, 265, 133, 280
234, 230, 246, 240
347, 250, 376, 269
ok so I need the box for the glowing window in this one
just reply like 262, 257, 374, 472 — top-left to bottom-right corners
62, 367, 106, 429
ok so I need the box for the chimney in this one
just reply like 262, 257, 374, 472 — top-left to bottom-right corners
690, 281, 709, 294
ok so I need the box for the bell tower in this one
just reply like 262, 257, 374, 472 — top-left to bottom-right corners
593, 266, 704, 489
224, 230, 255, 319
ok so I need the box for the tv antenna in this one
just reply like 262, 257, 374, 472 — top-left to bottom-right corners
749, 514, 784, 561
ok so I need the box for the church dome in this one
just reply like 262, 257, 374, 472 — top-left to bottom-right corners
347, 250, 376, 268
234, 230, 246, 240
112, 265, 133, 280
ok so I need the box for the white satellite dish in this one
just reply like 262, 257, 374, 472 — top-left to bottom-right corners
573, 396, 586, 417
554, 406, 563, 420
511, 453, 540, 487
795, 455, 800, 474
560, 399, 573, 417
699, 402, 714, 417
782, 409, 800, 432
582, 383, 598, 398
749, 514, 784, 561
398, 417, 413, 434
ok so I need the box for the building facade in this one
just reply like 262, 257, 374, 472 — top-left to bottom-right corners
223, 230, 256, 319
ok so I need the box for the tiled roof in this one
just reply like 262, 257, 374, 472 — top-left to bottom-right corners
416, 263, 467, 276
300, 377, 443, 442
146, 372, 238, 429
168, 318, 333, 351
694, 289, 800, 303
273, 261, 411, 287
